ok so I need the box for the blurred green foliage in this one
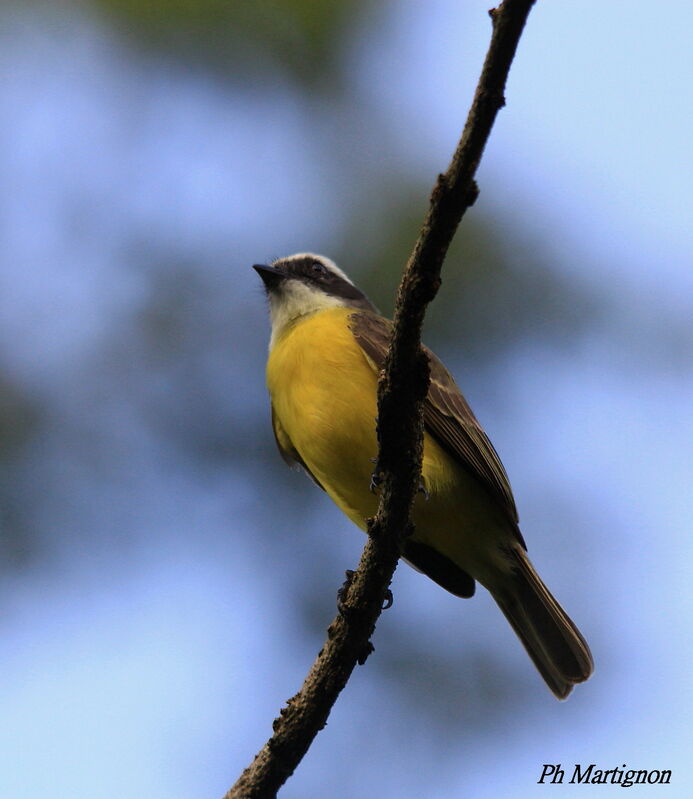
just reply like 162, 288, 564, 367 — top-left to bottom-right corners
93, 0, 377, 86
339, 183, 599, 359
0, 379, 41, 568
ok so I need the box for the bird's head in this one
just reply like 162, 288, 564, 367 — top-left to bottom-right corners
253, 253, 376, 345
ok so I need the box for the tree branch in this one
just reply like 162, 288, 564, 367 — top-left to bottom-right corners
225, 2, 536, 796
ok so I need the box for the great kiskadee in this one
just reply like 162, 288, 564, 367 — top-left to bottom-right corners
255, 252, 593, 699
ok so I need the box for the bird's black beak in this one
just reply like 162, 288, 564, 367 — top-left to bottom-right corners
253, 264, 286, 291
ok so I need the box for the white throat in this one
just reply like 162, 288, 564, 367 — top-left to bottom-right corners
268, 280, 346, 349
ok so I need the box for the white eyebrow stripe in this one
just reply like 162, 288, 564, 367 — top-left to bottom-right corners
276, 252, 355, 286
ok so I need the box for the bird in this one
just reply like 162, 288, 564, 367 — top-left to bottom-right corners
254, 252, 593, 699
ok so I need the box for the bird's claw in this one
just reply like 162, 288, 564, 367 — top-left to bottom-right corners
417, 475, 430, 501
370, 468, 383, 494
357, 640, 375, 665
337, 570, 390, 664
337, 569, 355, 615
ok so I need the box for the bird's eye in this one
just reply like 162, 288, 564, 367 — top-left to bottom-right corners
311, 260, 328, 277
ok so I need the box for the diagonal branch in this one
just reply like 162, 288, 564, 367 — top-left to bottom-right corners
225, 2, 536, 797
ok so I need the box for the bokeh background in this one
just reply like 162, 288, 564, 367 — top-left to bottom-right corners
1, 1, 691, 797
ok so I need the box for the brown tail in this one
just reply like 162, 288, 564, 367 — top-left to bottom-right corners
491, 548, 594, 699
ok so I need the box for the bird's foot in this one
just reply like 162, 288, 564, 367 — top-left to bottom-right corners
369, 461, 383, 494
357, 640, 375, 665
337, 569, 355, 615
336, 570, 391, 664
417, 475, 430, 501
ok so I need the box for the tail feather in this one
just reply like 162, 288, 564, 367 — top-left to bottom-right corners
491, 548, 593, 699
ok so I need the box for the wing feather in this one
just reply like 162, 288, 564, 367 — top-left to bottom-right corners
271, 404, 325, 491
349, 311, 521, 530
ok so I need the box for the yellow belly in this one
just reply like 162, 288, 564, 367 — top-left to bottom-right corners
266, 307, 508, 582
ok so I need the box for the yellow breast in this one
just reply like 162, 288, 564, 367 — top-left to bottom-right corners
266, 306, 507, 578
267, 307, 380, 526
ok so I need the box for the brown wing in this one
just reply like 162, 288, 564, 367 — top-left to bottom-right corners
271, 403, 325, 491
349, 311, 521, 532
